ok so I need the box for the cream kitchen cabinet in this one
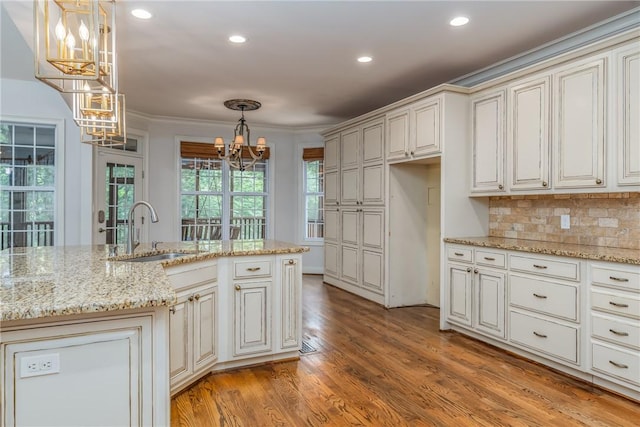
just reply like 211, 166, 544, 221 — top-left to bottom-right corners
165, 259, 218, 394
445, 245, 507, 340
386, 96, 442, 162
471, 88, 507, 193
508, 75, 551, 191
553, 56, 606, 189
615, 43, 640, 186
279, 257, 302, 350
589, 263, 640, 393
324, 134, 340, 171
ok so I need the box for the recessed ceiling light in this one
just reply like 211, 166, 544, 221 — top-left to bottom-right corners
450, 16, 469, 27
357, 56, 372, 63
131, 9, 152, 20
229, 35, 247, 44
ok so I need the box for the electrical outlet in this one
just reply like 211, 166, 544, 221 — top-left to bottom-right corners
20, 353, 60, 378
561, 214, 570, 230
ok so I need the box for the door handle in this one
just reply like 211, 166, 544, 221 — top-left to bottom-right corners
98, 227, 106, 233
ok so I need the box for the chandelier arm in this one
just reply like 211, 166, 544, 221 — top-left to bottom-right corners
245, 145, 263, 160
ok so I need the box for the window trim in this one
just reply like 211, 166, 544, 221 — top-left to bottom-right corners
297, 142, 324, 247
0, 115, 65, 247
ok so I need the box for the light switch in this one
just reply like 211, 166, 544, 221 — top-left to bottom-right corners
561, 215, 570, 230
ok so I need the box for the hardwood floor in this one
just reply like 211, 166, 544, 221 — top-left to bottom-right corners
171, 275, 640, 426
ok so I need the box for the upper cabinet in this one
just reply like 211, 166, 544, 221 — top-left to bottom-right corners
615, 43, 640, 186
324, 134, 339, 171
386, 95, 442, 162
553, 57, 606, 189
471, 37, 640, 196
471, 89, 506, 193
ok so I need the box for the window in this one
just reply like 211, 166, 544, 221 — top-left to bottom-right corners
180, 141, 269, 240
0, 122, 57, 249
303, 147, 324, 240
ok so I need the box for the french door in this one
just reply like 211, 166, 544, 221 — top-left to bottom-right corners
93, 151, 143, 245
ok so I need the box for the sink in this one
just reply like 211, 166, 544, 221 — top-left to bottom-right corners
126, 252, 193, 262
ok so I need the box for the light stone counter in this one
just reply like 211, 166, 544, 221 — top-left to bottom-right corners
0, 240, 309, 322
443, 236, 640, 265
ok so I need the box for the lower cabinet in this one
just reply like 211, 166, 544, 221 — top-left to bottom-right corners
233, 280, 272, 356
446, 246, 506, 340
445, 242, 640, 401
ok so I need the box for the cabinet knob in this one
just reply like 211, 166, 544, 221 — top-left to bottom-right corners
466, 267, 472, 272
169, 306, 176, 314
336, 208, 340, 211
188, 296, 194, 302
498, 184, 504, 190
194, 294, 200, 301
336, 201, 340, 205
288, 259, 295, 265
542, 181, 548, 187
596, 178, 602, 185
473, 268, 478, 274
235, 285, 241, 291
404, 151, 409, 157
410, 151, 414, 156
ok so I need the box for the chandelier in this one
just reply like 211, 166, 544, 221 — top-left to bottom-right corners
214, 99, 267, 171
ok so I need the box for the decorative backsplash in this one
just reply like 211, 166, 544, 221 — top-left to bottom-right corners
489, 193, 640, 250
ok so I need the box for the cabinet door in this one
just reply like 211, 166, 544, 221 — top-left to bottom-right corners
472, 90, 506, 192
474, 269, 506, 338
280, 258, 301, 349
413, 98, 441, 157
553, 58, 606, 188
616, 45, 640, 186
234, 281, 272, 356
362, 164, 384, 205
324, 170, 339, 205
340, 167, 359, 205
362, 119, 385, 163
509, 76, 550, 190
324, 208, 339, 243
362, 250, 384, 294
447, 264, 473, 327
386, 109, 410, 161
362, 209, 384, 250
341, 128, 360, 169
324, 242, 339, 278
324, 134, 339, 171
341, 245, 360, 284
192, 285, 217, 372
169, 293, 191, 385
341, 209, 359, 246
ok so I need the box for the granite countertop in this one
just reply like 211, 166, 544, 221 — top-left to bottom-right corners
0, 240, 309, 322
443, 236, 640, 265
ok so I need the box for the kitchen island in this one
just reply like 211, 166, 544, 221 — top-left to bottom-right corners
0, 240, 308, 426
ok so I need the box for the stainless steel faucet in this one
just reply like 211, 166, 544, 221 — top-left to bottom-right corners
126, 201, 159, 255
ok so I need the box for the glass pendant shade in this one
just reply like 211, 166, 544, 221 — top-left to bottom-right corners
34, 0, 117, 94
79, 93, 126, 146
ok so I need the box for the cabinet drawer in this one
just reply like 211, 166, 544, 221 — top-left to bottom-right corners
510, 311, 578, 364
165, 261, 218, 291
510, 275, 577, 321
476, 250, 506, 269
592, 342, 640, 386
234, 259, 273, 279
591, 314, 640, 350
447, 247, 473, 263
592, 265, 640, 292
510, 254, 579, 281
591, 289, 640, 320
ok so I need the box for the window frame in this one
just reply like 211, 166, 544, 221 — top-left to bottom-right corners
298, 143, 324, 246
0, 116, 65, 248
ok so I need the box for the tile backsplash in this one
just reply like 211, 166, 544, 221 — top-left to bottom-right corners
489, 193, 640, 250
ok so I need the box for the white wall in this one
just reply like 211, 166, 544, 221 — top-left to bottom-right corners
0, 78, 93, 246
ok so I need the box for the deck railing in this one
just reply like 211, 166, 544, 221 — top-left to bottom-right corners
181, 217, 266, 241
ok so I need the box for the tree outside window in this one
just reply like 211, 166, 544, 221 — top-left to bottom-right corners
304, 159, 324, 240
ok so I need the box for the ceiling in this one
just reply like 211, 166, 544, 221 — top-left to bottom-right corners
2, 1, 639, 129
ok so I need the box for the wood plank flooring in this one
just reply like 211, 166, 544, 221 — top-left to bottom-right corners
171, 275, 640, 426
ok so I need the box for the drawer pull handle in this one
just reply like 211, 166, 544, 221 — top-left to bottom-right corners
247, 267, 261, 272
533, 264, 547, 269
609, 276, 629, 282
454, 252, 464, 256
609, 329, 629, 337
533, 331, 547, 338
483, 257, 495, 261
609, 360, 628, 369
533, 293, 547, 299
609, 301, 629, 308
